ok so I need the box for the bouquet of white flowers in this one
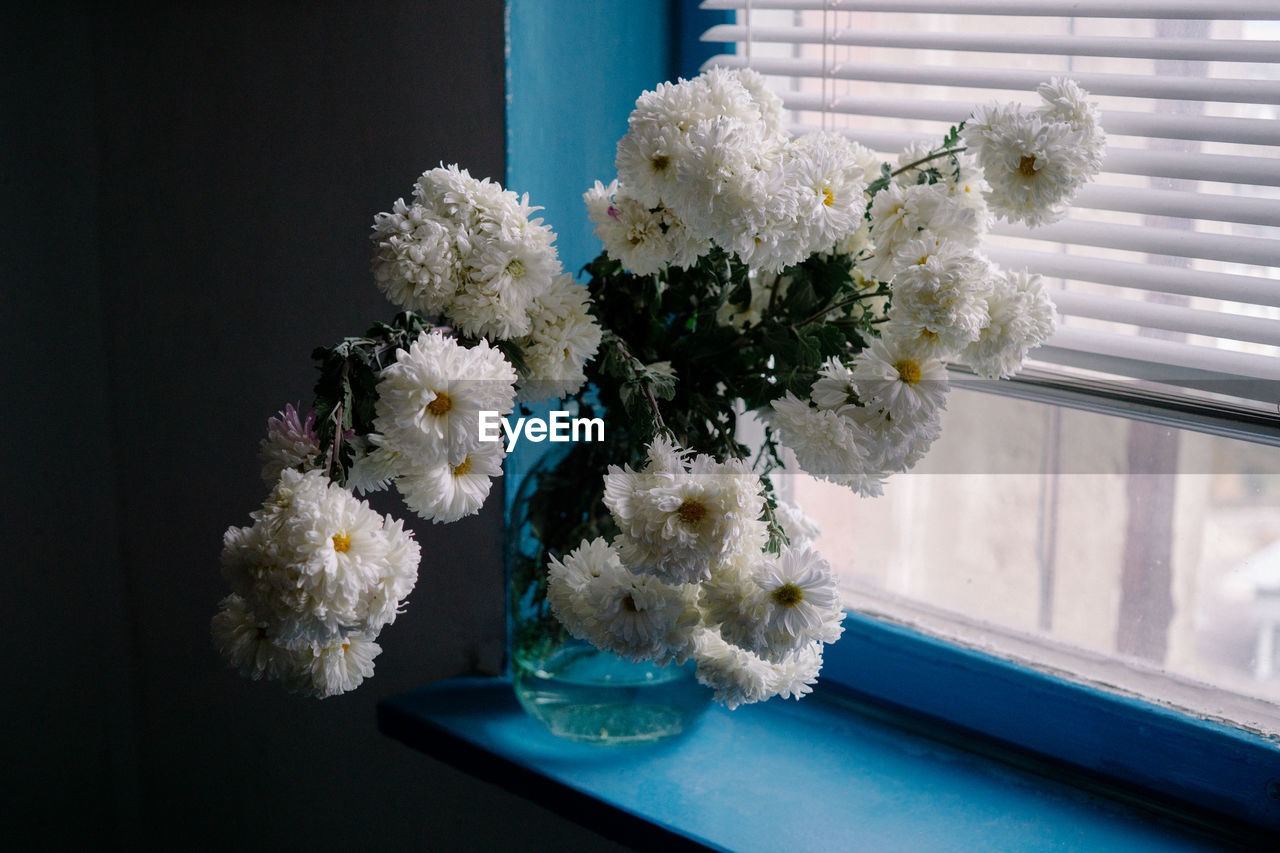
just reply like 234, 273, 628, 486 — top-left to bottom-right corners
212, 67, 1103, 706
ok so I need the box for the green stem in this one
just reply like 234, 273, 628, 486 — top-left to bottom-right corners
614, 339, 670, 436
795, 289, 888, 328
325, 400, 345, 482
891, 146, 967, 178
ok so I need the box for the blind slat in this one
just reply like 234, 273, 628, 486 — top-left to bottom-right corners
1070, 185, 1280, 230
990, 219, 1280, 269
703, 24, 1280, 65
708, 54, 1280, 105
986, 247, 1280, 309
1036, 326, 1280, 405
1050, 290, 1280, 348
701, 0, 1280, 19
779, 91, 1280, 147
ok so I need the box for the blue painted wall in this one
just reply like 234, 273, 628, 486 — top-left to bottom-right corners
505, 0, 677, 279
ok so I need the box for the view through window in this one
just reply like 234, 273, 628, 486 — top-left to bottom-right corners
779, 389, 1280, 731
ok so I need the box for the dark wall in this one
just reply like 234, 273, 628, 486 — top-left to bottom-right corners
3, 4, 627, 850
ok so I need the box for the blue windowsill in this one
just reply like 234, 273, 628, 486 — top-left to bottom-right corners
377, 677, 1237, 852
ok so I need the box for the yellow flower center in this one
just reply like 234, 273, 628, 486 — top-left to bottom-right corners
771, 584, 804, 607
921, 329, 938, 341
426, 391, 453, 416
451, 456, 473, 478
651, 154, 670, 172
332, 532, 351, 553
506, 258, 526, 279
621, 593, 639, 613
1018, 155, 1038, 177
895, 359, 923, 385
676, 499, 708, 524
822, 187, 834, 206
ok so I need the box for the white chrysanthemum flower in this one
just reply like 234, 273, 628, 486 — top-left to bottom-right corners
673, 117, 773, 223
306, 631, 381, 699
360, 516, 420, 631
585, 559, 701, 666
370, 198, 460, 316
867, 182, 922, 254
374, 164, 563, 338
961, 267, 1058, 379
607, 445, 767, 585
701, 65, 778, 127
547, 537, 619, 637
756, 546, 844, 662
728, 168, 810, 273
766, 392, 869, 482
844, 400, 944, 480
372, 330, 517, 467
699, 553, 768, 652
962, 94, 1102, 227
301, 487, 394, 621
852, 337, 949, 423
415, 164, 511, 224
245, 470, 409, 645
887, 246, 992, 356
210, 594, 300, 683
396, 436, 503, 524
548, 537, 699, 666
867, 182, 983, 281
214, 469, 419, 695
786, 132, 868, 255
615, 120, 691, 211
660, 202, 716, 269
691, 629, 778, 710
583, 180, 676, 275
948, 154, 992, 224
615, 67, 782, 213
771, 641, 824, 701
731, 66, 787, 136
643, 432, 691, 475
513, 273, 603, 403
1038, 77, 1106, 158
258, 403, 320, 486
346, 437, 397, 495
218, 522, 264, 603
691, 624, 831, 710
811, 357, 859, 411
451, 230, 560, 340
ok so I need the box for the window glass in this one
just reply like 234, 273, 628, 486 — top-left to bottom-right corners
783, 387, 1280, 730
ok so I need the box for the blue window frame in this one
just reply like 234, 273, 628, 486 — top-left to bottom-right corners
503, 0, 1280, 840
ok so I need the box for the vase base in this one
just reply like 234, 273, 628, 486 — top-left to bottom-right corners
513, 646, 709, 745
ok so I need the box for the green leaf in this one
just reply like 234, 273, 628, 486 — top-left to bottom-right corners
640, 360, 677, 401
494, 338, 530, 377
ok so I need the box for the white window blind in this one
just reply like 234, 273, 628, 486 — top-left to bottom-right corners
700, 0, 1280, 420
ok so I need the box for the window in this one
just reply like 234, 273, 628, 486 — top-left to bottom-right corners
701, 0, 1280, 831
701, 0, 1280, 419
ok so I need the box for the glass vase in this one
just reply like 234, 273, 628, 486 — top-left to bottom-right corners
507, 433, 710, 745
